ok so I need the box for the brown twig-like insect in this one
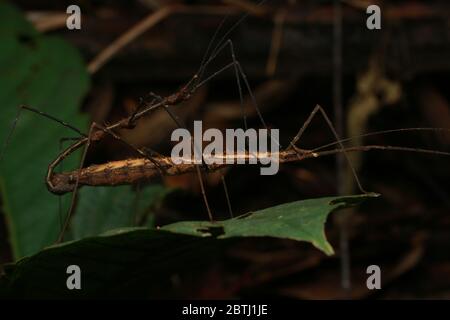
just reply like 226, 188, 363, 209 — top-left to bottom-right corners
2, 1, 278, 241
48, 137, 450, 194
2, 1, 450, 245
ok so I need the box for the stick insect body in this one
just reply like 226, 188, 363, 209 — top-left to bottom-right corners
47, 2, 275, 238
2, 1, 450, 243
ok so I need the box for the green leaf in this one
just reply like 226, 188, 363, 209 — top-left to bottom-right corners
0, 3, 89, 259
0, 194, 378, 298
70, 185, 172, 240
162, 193, 379, 255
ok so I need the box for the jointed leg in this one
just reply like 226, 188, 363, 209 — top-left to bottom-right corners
195, 39, 279, 218
148, 92, 215, 221
128, 95, 159, 128
288, 104, 367, 194
56, 120, 169, 242
1, 105, 86, 163
195, 40, 281, 149
57, 123, 97, 243
147, 92, 207, 169
57, 137, 82, 233
96, 124, 166, 174
197, 39, 247, 130
221, 175, 234, 218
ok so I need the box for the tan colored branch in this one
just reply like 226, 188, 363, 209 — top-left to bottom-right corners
87, 6, 176, 74
87, 4, 249, 74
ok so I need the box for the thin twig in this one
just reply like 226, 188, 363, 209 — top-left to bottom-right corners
87, 4, 256, 74
87, 6, 176, 74
27, 11, 68, 32
266, 8, 286, 76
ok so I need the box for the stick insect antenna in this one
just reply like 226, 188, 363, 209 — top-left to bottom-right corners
195, 0, 270, 87
311, 127, 450, 154
304, 145, 450, 161
207, 0, 269, 68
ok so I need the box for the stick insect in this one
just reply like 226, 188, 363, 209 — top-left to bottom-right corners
1, 0, 450, 246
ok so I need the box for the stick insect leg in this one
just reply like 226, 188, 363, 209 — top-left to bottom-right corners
196, 40, 246, 218
127, 95, 158, 128
56, 120, 168, 242
195, 40, 281, 149
57, 137, 82, 232
0, 105, 86, 163
221, 175, 234, 218
57, 123, 97, 243
147, 91, 207, 169
0, 105, 88, 239
148, 92, 215, 222
288, 104, 367, 194
219, 39, 283, 159
195, 39, 278, 218
99, 124, 166, 175
197, 39, 247, 130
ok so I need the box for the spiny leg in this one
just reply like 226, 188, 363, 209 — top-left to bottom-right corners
287, 104, 367, 194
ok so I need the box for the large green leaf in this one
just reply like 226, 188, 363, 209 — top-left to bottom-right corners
163, 193, 379, 255
0, 3, 89, 259
0, 194, 378, 298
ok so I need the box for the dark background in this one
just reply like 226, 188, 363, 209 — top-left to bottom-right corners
2, 0, 450, 298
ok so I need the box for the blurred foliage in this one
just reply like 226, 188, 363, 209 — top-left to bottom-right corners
0, 3, 173, 260
0, 2, 89, 259
0, 194, 376, 298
